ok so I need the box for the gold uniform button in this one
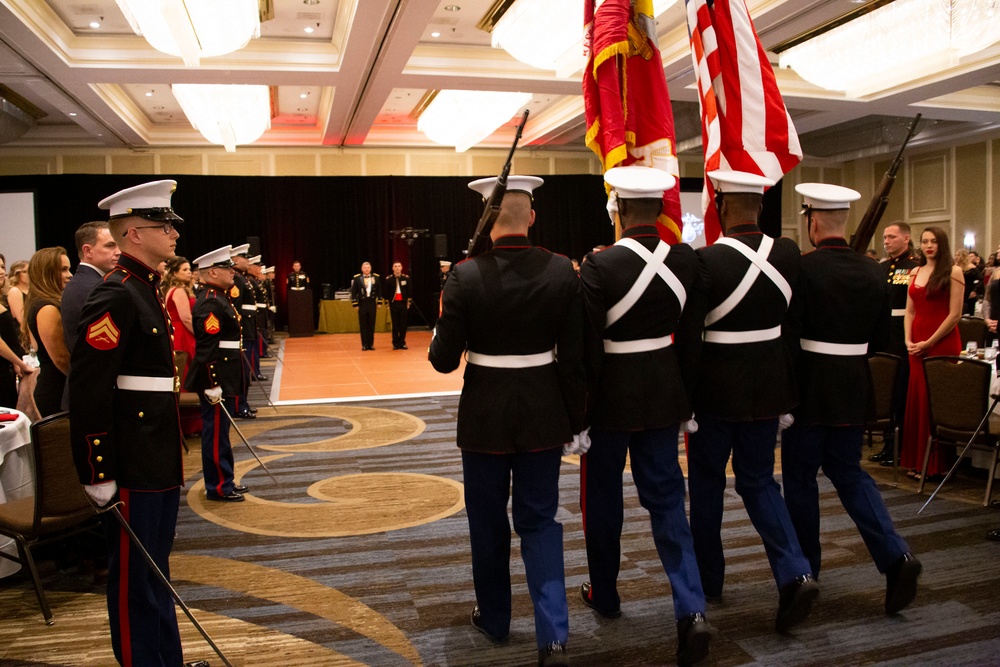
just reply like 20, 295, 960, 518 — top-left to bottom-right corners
887, 279, 891, 283
94, 439, 101, 446
153, 327, 159, 334
98, 473, 105, 479
149, 273, 154, 281
138, 411, 144, 418
96, 456, 103, 462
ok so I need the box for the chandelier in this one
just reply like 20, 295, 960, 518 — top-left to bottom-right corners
172, 84, 271, 152
417, 90, 532, 152
778, 0, 1000, 97
115, 0, 261, 67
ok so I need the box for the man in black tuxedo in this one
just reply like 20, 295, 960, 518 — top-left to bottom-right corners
61, 220, 120, 409
351, 261, 381, 350
384, 261, 412, 349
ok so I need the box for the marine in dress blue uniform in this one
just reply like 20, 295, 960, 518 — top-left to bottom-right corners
781, 183, 921, 615
384, 261, 412, 349
687, 170, 818, 633
248, 255, 268, 375
187, 246, 246, 503
350, 262, 381, 350
229, 244, 257, 419
578, 166, 713, 666
429, 176, 584, 667
69, 180, 195, 666
869, 222, 919, 465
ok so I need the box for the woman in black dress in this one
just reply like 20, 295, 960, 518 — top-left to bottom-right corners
21, 247, 72, 418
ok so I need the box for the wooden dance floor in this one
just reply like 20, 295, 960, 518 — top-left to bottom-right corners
272, 330, 465, 403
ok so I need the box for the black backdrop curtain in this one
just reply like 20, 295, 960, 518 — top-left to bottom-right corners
0, 174, 784, 328
1, 174, 615, 327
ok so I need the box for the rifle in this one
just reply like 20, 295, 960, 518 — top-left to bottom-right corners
850, 113, 922, 252
466, 109, 530, 258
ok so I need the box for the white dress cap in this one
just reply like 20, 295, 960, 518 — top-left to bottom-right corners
604, 166, 676, 198
468, 175, 544, 199
230, 243, 251, 257
439, 260, 452, 267
248, 255, 262, 265
193, 246, 234, 270
707, 170, 775, 195
98, 179, 183, 221
795, 182, 862, 210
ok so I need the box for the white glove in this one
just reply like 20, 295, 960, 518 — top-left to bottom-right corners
563, 429, 592, 455
778, 413, 795, 432
204, 386, 223, 404
22, 354, 39, 369
681, 418, 699, 434
269, 305, 276, 313
84, 481, 117, 507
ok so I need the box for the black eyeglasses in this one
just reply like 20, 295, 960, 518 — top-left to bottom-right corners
130, 222, 176, 235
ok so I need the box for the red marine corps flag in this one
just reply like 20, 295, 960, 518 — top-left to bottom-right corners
584, 0, 683, 244
686, 0, 802, 243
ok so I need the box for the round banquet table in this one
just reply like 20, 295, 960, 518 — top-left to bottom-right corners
0, 409, 34, 578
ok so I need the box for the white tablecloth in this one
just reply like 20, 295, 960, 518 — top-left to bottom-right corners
0, 410, 34, 578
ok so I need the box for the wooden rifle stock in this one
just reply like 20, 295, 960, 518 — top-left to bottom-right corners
850, 113, 921, 252
466, 109, 530, 258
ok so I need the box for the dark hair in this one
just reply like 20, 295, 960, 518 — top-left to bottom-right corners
74, 221, 109, 259
920, 227, 953, 293
161, 256, 192, 297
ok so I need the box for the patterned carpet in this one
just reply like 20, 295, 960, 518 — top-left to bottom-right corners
2, 356, 1000, 666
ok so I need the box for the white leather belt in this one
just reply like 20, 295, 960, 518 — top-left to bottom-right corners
117, 375, 175, 392
219, 341, 241, 349
255, 302, 266, 308
466, 350, 555, 368
242, 305, 257, 311
891, 309, 906, 317
603, 335, 673, 354
704, 326, 781, 344
291, 287, 305, 291
800, 338, 868, 356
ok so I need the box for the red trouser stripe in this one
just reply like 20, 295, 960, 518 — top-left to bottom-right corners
580, 452, 588, 537
212, 403, 224, 497
118, 488, 132, 666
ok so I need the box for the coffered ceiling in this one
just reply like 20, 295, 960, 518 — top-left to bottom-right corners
0, 0, 998, 161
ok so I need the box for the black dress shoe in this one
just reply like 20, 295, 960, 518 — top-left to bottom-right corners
234, 484, 249, 493
775, 574, 819, 632
470, 605, 508, 644
236, 408, 256, 419
206, 492, 244, 502
184, 661, 210, 667
255, 374, 268, 381
879, 458, 899, 467
885, 552, 921, 614
538, 642, 569, 667
400, 344, 408, 349
677, 612, 714, 666
580, 581, 621, 619
987, 528, 1000, 541
869, 450, 891, 462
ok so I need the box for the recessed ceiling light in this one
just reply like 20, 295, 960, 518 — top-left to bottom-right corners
89, 21, 101, 29
303, 0, 319, 4
444, 4, 460, 10
431, 31, 441, 37
299, 92, 310, 99
304, 26, 314, 33
68, 112, 77, 117
145, 90, 154, 97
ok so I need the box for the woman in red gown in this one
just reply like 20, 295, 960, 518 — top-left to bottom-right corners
163, 256, 201, 435
900, 227, 964, 480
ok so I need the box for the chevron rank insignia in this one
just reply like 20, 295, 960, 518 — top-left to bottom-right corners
86, 313, 120, 350
230, 285, 240, 298
204, 313, 221, 334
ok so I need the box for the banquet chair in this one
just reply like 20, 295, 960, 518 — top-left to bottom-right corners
958, 316, 988, 350
174, 350, 199, 451
0, 412, 100, 624
920, 356, 1000, 505
865, 353, 901, 451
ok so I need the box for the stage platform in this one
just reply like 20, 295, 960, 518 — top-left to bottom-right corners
271, 330, 465, 404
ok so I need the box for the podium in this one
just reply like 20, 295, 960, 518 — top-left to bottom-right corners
287, 288, 314, 337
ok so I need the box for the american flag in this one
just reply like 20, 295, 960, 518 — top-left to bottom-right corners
686, 0, 802, 243
584, 0, 684, 244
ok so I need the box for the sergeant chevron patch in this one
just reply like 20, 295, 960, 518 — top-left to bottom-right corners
86, 313, 120, 350
205, 313, 221, 334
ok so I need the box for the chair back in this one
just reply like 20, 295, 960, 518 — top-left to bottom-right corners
958, 316, 987, 349
923, 356, 992, 440
868, 353, 900, 422
30, 412, 96, 533
173, 350, 189, 387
